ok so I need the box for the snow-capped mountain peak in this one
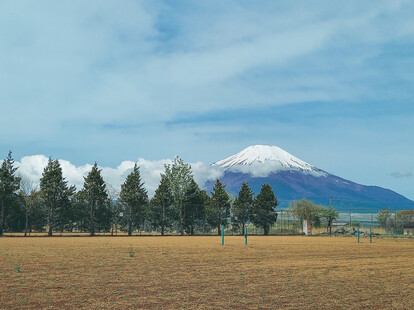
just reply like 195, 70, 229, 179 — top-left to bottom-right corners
212, 145, 323, 177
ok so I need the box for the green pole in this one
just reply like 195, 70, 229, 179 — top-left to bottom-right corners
245, 226, 247, 245
370, 227, 372, 243
221, 225, 224, 245
357, 227, 360, 243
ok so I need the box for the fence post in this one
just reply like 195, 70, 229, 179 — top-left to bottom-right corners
370, 227, 372, 243
221, 225, 224, 245
357, 227, 360, 243
245, 226, 247, 245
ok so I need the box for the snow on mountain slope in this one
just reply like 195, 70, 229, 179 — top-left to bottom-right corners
206, 145, 414, 210
212, 145, 325, 177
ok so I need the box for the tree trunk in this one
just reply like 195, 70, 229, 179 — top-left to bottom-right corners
48, 205, 53, 236
90, 201, 95, 236
24, 211, 29, 237
264, 226, 269, 236
128, 206, 132, 236
0, 201, 4, 236
217, 225, 221, 235
241, 222, 245, 235
161, 204, 165, 236
180, 201, 185, 236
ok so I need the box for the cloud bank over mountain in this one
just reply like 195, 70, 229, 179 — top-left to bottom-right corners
15, 155, 223, 197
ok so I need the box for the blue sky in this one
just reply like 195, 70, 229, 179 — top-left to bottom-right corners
1, 0, 413, 199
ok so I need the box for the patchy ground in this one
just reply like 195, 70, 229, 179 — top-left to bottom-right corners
0, 236, 413, 309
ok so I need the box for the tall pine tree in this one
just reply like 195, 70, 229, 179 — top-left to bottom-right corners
83, 163, 109, 236
0, 152, 21, 235
206, 179, 231, 235
120, 163, 148, 235
251, 183, 278, 235
149, 174, 174, 235
232, 182, 253, 235
40, 158, 70, 236
183, 179, 205, 235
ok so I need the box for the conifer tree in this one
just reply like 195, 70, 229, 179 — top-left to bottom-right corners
0, 152, 20, 235
251, 183, 278, 235
83, 163, 109, 236
149, 174, 173, 235
40, 158, 70, 236
120, 163, 148, 235
72, 190, 89, 232
183, 179, 205, 235
206, 179, 231, 235
164, 157, 193, 235
232, 182, 254, 235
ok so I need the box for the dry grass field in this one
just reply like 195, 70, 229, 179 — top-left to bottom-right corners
0, 235, 413, 309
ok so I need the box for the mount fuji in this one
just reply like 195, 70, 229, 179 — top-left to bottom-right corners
205, 145, 414, 211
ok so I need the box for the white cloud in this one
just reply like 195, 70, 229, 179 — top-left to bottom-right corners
390, 171, 412, 178
15, 155, 223, 197
225, 161, 326, 178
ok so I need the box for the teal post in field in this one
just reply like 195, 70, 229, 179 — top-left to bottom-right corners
357, 227, 360, 243
370, 227, 372, 243
221, 225, 224, 245
245, 226, 247, 245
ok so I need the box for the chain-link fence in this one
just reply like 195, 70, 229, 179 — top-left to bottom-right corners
234, 209, 413, 237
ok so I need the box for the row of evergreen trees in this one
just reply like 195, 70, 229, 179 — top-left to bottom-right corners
0, 153, 279, 236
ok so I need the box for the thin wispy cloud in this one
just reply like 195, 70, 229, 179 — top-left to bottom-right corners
390, 171, 412, 179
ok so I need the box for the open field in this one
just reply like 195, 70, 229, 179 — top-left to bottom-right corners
1, 236, 413, 309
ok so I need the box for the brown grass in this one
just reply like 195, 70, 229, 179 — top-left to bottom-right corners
0, 236, 413, 309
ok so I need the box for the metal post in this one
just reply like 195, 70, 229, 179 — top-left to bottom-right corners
357, 227, 360, 243
245, 226, 247, 245
280, 211, 283, 234
370, 227, 372, 243
221, 225, 224, 245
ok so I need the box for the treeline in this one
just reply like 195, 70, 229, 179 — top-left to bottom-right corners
376, 209, 414, 232
0, 153, 280, 236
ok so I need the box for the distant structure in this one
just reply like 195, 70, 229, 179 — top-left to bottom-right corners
403, 222, 414, 235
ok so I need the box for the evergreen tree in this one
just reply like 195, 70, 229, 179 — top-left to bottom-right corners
55, 185, 76, 233
40, 158, 70, 236
72, 190, 89, 232
232, 182, 254, 235
198, 189, 211, 233
251, 183, 278, 235
120, 163, 148, 235
164, 157, 193, 235
83, 163, 109, 236
0, 152, 21, 235
149, 174, 174, 235
183, 179, 205, 235
206, 179, 231, 235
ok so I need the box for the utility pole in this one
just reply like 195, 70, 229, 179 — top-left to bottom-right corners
371, 211, 373, 230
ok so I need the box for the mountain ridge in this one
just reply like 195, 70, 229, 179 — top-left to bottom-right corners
206, 145, 414, 211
